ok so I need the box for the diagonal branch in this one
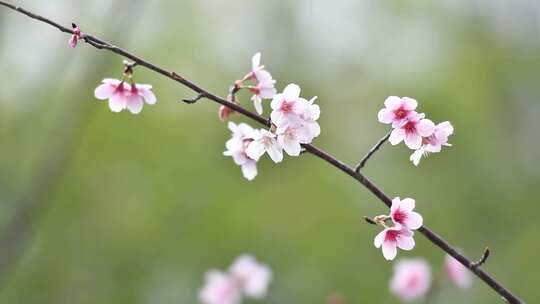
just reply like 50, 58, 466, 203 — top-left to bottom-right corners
354, 129, 392, 172
0, 2, 523, 303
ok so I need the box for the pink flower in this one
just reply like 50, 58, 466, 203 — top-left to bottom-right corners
389, 258, 432, 302
199, 255, 272, 304
218, 105, 234, 121
389, 112, 435, 149
409, 121, 454, 166
246, 129, 283, 163
229, 255, 272, 299
378, 96, 418, 127
276, 125, 309, 156
199, 271, 241, 304
270, 84, 308, 128
374, 224, 415, 260
69, 23, 82, 48
249, 70, 277, 115
297, 96, 321, 141
390, 197, 423, 230
94, 79, 156, 114
444, 255, 472, 289
223, 122, 258, 181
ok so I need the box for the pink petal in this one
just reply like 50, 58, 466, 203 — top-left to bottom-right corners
270, 94, 284, 110
417, 119, 435, 137
377, 108, 394, 124
282, 84, 300, 101
246, 141, 265, 161
397, 235, 415, 251
382, 241, 398, 260
241, 160, 257, 181
389, 128, 406, 145
402, 97, 418, 111
94, 83, 115, 100
139, 87, 156, 105
400, 198, 415, 212
390, 197, 401, 213
404, 212, 423, 230
404, 133, 422, 149
108, 93, 127, 112
252, 95, 263, 115
374, 230, 386, 248
384, 96, 402, 110
266, 141, 283, 163
438, 121, 454, 136
126, 95, 144, 114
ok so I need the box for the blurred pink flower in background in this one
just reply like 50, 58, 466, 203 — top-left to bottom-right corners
199, 255, 272, 304
389, 258, 432, 302
444, 255, 472, 289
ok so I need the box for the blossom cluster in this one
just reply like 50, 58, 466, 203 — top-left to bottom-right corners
94, 78, 156, 114
390, 255, 471, 302
378, 96, 454, 166
199, 255, 272, 304
373, 197, 423, 260
223, 53, 320, 180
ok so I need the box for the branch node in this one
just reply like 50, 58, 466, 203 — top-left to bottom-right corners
471, 247, 490, 268
182, 93, 205, 104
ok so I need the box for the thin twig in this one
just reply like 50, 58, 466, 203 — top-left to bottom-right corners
472, 247, 491, 268
354, 129, 392, 173
0, 3, 523, 303
182, 93, 205, 104
363, 216, 377, 225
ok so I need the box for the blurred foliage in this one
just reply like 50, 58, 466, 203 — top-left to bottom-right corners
0, 1, 539, 303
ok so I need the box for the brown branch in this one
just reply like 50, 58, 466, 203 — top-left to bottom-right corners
0, 2, 524, 303
354, 129, 391, 173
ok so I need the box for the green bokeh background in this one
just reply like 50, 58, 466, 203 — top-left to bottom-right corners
1, 1, 539, 303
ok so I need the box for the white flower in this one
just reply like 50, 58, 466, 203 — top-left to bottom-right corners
247, 52, 276, 114
223, 122, 258, 181
199, 270, 241, 304
270, 84, 307, 128
246, 129, 283, 163
229, 255, 272, 299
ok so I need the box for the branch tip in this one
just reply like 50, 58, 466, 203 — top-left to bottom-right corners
363, 216, 377, 225
471, 247, 490, 268
182, 93, 205, 104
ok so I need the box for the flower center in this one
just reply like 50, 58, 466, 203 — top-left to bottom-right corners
394, 108, 407, 119
403, 121, 417, 134
393, 208, 407, 223
385, 229, 399, 242
280, 100, 295, 113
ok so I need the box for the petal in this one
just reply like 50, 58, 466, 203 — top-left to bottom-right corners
267, 143, 283, 163
252, 95, 263, 115
139, 87, 157, 105
252, 52, 261, 70
246, 141, 265, 161
384, 96, 402, 110
270, 94, 283, 110
417, 119, 436, 137
410, 149, 424, 166
438, 121, 454, 136
397, 235, 415, 250
94, 83, 115, 100
390, 197, 401, 213
404, 133, 422, 149
126, 95, 144, 114
382, 241, 398, 260
402, 97, 418, 111
377, 108, 394, 124
102, 78, 122, 85
404, 212, 423, 230
374, 230, 386, 248
241, 160, 257, 181
108, 93, 127, 112
389, 128, 406, 145
281, 137, 301, 156
400, 198, 415, 212
282, 83, 301, 101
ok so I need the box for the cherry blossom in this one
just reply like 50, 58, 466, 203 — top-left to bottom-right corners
445, 255, 472, 289
374, 224, 415, 260
390, 197, 423, 230
270, 84, 308, 128
229, 255, 272, 299
199, 271, 242, 304
298, 96, 321, 141
94, 79, 156, 114
389, 112, 435, 150
389, 258, 432, 302
410, 121, 454, 166
246, 129, 283, 163
249, 52, 264, 77
223, 122, 258, 181
249, 69, 277, 115
378, 96, 418, 127
69, 24, 82, 48
276, 125, 309, 156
